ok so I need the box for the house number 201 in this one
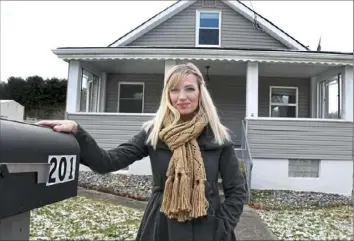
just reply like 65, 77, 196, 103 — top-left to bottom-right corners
46, 155, 77, 186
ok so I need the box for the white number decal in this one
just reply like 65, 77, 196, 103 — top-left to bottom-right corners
46, 155, 77, 186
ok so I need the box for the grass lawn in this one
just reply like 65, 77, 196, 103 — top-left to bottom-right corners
250, 190, 353, 240
30, 196, 144, 240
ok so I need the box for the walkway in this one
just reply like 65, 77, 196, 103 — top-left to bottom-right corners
78, 187, 277, 240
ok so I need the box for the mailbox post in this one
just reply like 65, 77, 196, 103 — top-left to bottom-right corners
0, 118, 81, 240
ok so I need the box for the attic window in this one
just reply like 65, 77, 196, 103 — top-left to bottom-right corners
196, 10, 221, 47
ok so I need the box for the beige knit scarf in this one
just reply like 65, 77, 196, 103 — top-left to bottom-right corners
159, 110, 209, 222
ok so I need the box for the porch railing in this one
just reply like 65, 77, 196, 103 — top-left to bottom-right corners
240, 120, 253, 203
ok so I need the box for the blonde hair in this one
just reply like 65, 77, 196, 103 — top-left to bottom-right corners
143, 62, 231, 149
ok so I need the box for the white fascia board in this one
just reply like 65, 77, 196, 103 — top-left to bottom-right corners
109, 0, 196, 47
52, 48, 353, 66
223, 0, 308, 51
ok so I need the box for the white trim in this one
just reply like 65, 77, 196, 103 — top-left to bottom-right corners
245, 116, 352, 123
342, 66, 353, 121
109, 0, 196, 47
269, 86, 299, 118
316, 72, 345, 120
117, 82, 145, 113
246, 62, 258, 117
52, 48, 353, 66
195, 10, 221, 48
81, 69, 100, 113
66, 60, 82, 113
222, 1, 307, 50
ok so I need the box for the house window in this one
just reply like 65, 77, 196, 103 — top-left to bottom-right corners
269, 86, 298, 118
80, 69, 99, 112
288, 159, 320, 178
318, 73, 342, 119
118, 82, 144, 113
196, 10, 221, 47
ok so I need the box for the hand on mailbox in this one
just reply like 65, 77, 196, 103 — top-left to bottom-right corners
0, 118, 81, 220
37, 120, 79, 134
38, 118, 148, 176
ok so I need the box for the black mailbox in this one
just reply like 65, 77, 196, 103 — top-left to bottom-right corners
0, 118, 80, 239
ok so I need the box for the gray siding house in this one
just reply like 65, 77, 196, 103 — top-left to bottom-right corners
53, 0, 353, 197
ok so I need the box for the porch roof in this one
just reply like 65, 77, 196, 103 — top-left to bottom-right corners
52, 47, 353, 66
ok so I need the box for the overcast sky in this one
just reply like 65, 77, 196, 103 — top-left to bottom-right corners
1, 1, 353, 82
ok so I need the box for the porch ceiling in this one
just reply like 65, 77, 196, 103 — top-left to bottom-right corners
259, 62, 330, 78
87, 59, 165, 74
81, 59, 332, 78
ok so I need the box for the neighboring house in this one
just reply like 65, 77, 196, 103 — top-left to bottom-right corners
0, 100, 25, 122
53, 0, 353, 196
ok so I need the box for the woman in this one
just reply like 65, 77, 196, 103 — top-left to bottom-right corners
38, 62, 246, 241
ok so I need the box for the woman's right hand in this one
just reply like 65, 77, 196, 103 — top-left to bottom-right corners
36, 120, 79, 134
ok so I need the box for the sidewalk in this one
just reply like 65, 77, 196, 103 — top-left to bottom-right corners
78, 187, 277, 240
235, 205, 277, 240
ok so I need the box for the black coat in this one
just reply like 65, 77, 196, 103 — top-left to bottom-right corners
74, 124, 247, 241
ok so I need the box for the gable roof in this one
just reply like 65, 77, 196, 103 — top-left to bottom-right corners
108, 0, 309, 50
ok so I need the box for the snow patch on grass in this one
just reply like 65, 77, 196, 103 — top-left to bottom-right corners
30, 196, 144, 240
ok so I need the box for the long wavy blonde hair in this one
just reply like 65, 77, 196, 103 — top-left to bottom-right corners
143, 62, 231, 149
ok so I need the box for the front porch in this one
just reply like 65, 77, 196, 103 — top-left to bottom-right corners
65, 56, 353, 145
58, 48, 353, 196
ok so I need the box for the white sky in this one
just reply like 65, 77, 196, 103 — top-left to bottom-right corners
0, 1, 353, 82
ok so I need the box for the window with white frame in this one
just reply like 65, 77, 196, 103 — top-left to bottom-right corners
118, 83, 144, 113
288, 159, 320, 178
196, 10, 221, 47
318, 73, 342, 119
269, 86, 298, 118
80, 69, 99, 112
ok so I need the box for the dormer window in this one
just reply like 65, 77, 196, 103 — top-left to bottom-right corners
196, 10, 221, 47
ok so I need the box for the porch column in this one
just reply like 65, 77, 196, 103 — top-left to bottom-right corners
99, 72, 107, 112
342, 66, 353, 121
310, 76, 318, 118
246, 62, 259, 117
66, 60, 82, 113
164, 60, 176, 85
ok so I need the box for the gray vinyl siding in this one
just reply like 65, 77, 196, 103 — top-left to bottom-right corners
105, 74, 247, 146
67, 113, 154, 150
258, 77, 310, 118
207, 75, 246, 145
127, 0, 288, 49
105, 73, 164, 113
103, 74, 311, 146
246, 119, 353, 161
